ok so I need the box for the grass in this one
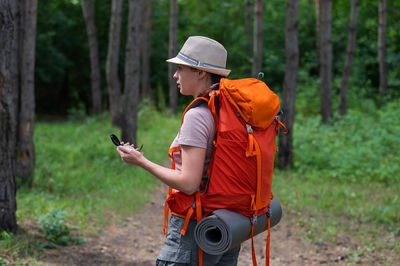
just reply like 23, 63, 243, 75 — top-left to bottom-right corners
2, 97, 399, 263
17, 105, 180, 233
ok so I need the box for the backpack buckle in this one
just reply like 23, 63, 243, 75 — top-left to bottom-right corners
252, 215, 258, 225
246, 125, 253, 134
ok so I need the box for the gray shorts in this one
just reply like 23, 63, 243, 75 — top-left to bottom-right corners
156, 215, 240, 266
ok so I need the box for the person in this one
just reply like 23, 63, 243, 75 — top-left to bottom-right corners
116, 36, 240, 265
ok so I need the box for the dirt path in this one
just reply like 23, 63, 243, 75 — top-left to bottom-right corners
38, 185, 391, 266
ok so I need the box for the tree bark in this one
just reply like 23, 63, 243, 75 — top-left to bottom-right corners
315, 0, 320, 54
122, 0, 143, 143
141, 0, 152, 99
168, 0, 178, 114
0, 0, 20, 233
378, 0, 387, 98
17, 0, 37, 187
278, 0, 299, 170
252, 0, 264, 77
319, 0, 332, 124
81, 0, 102, 115
106, 0, 123, 126
245, 0, 253, 60
339, 0, 359, 116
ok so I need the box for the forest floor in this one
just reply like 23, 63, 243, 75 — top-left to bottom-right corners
14, 185, 396, 266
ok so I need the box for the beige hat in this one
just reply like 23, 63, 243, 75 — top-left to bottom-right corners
167, 36, 231, 77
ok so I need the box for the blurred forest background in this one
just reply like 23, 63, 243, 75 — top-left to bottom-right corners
0, 0, 399, 264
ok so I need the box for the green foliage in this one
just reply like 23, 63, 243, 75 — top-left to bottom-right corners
0, 231, 14, 241
34, 0, 400, 115
293, 98, 400, 185
37, 208, 71, 246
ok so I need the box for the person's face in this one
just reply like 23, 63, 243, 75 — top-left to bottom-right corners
173, 65, 200, 97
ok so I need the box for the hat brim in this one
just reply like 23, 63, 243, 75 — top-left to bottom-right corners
167, 57, 231, 77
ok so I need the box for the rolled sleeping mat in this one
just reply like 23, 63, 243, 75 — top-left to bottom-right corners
194, 198, 282, 261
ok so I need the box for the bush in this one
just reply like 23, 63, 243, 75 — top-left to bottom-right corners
292, 99, 400, 185
37, 208, 84, 247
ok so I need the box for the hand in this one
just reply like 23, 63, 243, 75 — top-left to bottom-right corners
117, 142, 145, 166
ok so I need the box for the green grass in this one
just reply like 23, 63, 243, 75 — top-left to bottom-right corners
17, 105, 180, 233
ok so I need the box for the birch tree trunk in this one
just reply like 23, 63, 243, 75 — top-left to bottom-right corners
339, 0, 359, 116
17, 0, 38, 187
378, 0, 387, 98
0, 0, 20, 233
168, 0, 178, 114
319, 0, 332, 124
278, 0, 299, 170
252, 0, 264, 76
122, 0, 143, 143
141, 0, 152, 99
81, 0, 102, 115
106, 0, 123, 126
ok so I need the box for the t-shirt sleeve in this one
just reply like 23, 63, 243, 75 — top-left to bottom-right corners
178, 106, 215, 149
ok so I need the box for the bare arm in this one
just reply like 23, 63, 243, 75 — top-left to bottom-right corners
117, 144, 205, 195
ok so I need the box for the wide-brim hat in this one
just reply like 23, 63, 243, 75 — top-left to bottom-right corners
167, 36, 231, 77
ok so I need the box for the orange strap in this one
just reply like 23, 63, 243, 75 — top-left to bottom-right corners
266, 214, 271, 266
180, 206, 194, 236
195, 192, 203, 266
246, 125, 257, 157
253, 138, 263, 211
250, 222, 257, 266
163, 187, 173, 235
275, 116, 288, 134
164, 146, 181, 235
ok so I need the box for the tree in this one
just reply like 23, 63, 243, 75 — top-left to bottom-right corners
121, 0, 143, 143
141, 0, 152, 99
339, 0, 359, 116
17, 0, 38, 187
252, 0, 264, 76
0, 0, 20, 233
319, 0, 332, 124
245, 0, 253, 60
278, 0, 299, 170
378, 0, 387, 98
81, 0, 102, 115
106, 0, 123, 126
315, 0, 320, 53
168, 0, 178, 114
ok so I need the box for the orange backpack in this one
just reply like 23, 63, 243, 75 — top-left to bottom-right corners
164, 76, 287, 266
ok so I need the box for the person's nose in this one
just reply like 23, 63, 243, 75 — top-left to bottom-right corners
173, 71, 178, 80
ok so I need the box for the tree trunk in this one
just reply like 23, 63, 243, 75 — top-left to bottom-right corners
319, 0, 332, 124
278, 0, 299, 170
17, 0, 37, 187
339, 0, 359, 116
315, 0, 320, 54
122, 0, 143, 143
0, 0, 20, 233
81, 0, 102, 115
252, 0, 264, 77
141, 0, 152, 99
168, 0, 178, 114
378, 0, 387, 98
106, 0, 123, 126
245, 0, 253, 60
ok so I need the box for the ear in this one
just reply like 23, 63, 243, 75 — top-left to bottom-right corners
198, 70, 207, 79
